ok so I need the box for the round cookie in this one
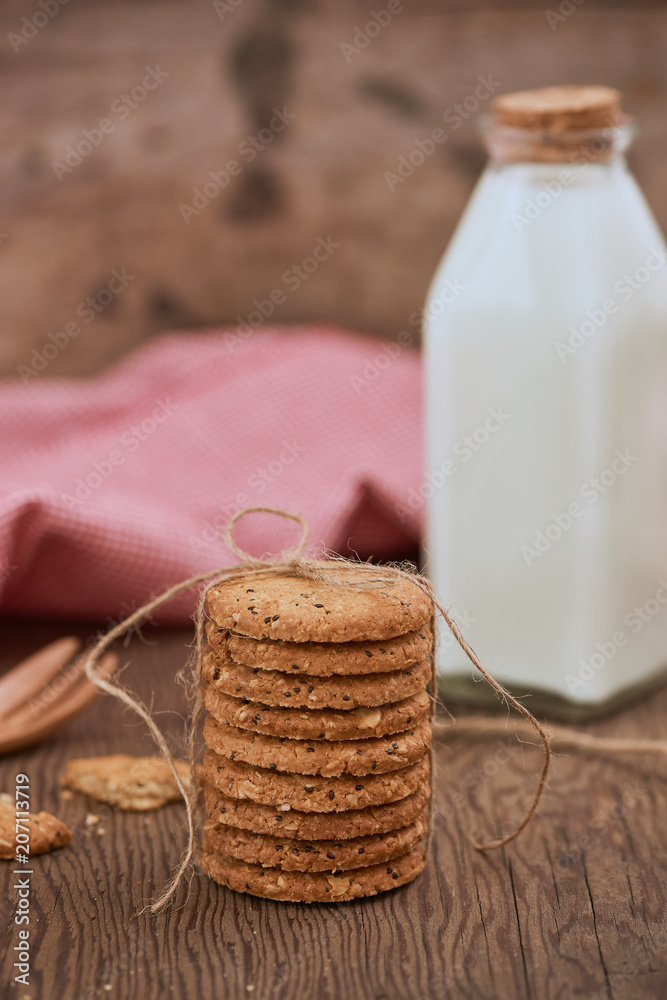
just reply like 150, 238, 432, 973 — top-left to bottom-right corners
203, 748, 430, 813
203, 715, 431, 777
204, 685, 431, 741
206, 563, 433, 643
204, 783, 431, 840
208, 623, 433, 676
203, 645, 431, 710
202, 813, 428, 872
202, 846, 425, 902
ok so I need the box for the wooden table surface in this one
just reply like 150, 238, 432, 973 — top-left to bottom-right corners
1, 616, 666, 1000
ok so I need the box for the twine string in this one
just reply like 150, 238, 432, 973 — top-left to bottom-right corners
425, 595, 552, 851
83, 506, 553, 912
436, 715, 667, 757
223, 506, 309, 564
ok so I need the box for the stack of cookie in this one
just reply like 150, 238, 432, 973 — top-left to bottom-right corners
200, 563, 434, 903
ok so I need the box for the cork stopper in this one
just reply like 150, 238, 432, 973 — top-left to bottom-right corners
493, 85, 621, 132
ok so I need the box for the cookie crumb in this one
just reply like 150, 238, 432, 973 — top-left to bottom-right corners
62, 755, 191, 811
0, 795, 72, 858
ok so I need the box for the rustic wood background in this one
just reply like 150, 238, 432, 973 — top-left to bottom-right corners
1, 618, 666, 999
1, 0, 667, 377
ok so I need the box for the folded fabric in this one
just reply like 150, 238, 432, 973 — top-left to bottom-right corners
0, 325, 422, 623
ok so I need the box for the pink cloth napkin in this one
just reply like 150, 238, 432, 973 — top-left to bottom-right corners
0, 326, 422, 623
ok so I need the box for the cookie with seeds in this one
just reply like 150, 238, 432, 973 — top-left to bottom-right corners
204, 783, 430, 840
206, 563, 432, 643
61, 755, 190, 811
203, 715, 431, 777
203, 645, 431, 710
204, 685, 430, 741
208, 623, 433, 676
0, 793, 71, 858
203, 812, 428, 872
203, 749, 429, 813
202, 845, 425, 901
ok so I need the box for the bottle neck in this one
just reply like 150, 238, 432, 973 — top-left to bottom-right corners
479, 117, 636, 168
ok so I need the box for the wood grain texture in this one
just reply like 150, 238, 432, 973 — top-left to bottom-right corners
1, 615, 666, 999
1, 0, 667, 376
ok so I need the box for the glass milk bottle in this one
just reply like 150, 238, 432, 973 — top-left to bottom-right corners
424, 86, 667, 719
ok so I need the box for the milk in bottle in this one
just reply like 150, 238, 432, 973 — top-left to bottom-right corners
424, 86, 667, 718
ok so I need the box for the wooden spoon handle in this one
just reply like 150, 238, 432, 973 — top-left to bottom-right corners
0, 636, 82, 719
0, 651, 117, 756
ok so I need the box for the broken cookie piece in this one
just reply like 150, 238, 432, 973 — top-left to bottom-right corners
61, 754, 191, 811
0, 792, 72, 858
